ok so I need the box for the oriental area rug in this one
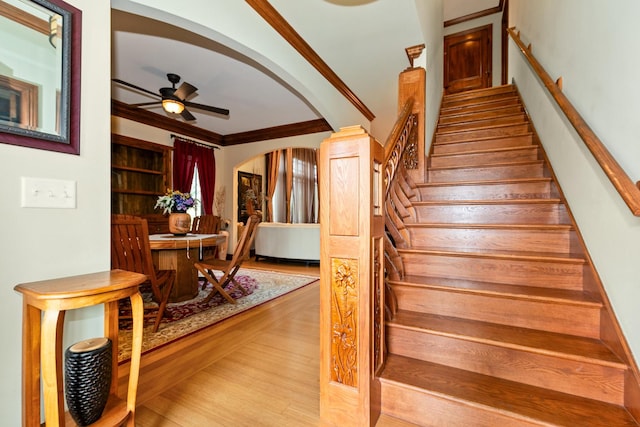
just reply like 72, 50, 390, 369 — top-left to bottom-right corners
118, 268, 318, 361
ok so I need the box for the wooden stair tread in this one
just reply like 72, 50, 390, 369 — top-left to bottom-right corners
405, 223, 572, 231
433, 132, 534, 146
414, 198, 562, 206
418, 177, 552, 188
389, 311, 624, 367
431, 145, 538, 159
390, 275, 600, 306
380, 355, 637, 427
440, 99, 522, 116
436, 121, 530, 136
437, 113, 528, 129
429, 159, 544, 171
399, 247, 586, 263
438, 105, 524, 121
443, 84, 516, 100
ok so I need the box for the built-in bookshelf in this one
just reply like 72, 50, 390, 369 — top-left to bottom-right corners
111, 134, 172, 233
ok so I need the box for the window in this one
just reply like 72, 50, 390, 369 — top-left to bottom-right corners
188, 165, 202, 219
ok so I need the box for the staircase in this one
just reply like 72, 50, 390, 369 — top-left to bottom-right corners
378, 85, 639, 426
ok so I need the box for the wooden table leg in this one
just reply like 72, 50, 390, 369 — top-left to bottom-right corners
155, 248, 200, 302
22, 303, 41, 427
41, 309, 65, 426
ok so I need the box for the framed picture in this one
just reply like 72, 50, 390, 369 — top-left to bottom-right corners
237, 171, 262, 223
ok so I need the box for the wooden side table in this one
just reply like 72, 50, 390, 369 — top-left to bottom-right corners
14, 269, 147, 427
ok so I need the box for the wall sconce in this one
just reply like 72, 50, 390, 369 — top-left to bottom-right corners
162, 98, 185, 114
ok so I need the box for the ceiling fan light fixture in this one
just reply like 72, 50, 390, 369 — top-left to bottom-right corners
162, 98, 184, 114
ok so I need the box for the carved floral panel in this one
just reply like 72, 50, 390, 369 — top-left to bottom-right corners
330, 257, 358, 387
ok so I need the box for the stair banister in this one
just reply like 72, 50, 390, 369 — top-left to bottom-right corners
319, 62, 425, 426
319, 126, 386, 426
508, 27, 640, 216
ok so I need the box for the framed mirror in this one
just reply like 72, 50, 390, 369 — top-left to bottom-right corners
0, 0, 81, 154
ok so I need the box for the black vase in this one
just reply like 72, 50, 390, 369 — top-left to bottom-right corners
64, 337, 112, 426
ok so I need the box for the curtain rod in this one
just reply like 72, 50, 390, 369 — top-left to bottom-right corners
170, 134, 221, 150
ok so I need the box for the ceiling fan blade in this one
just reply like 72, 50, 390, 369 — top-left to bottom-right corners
180, 108, 196, 121
184, 101, 229, 116
131, 101, 162, 107
112, 78, 160, 98
173, 81, 197, 100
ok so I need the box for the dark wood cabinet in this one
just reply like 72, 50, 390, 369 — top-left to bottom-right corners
111, 134, 172, 232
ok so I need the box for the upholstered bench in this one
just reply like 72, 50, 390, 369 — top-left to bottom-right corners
254, 222, 320, 263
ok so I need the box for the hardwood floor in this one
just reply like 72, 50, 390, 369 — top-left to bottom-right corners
132, 258, 415, 426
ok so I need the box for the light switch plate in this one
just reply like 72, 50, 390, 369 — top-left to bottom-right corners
21, 177, 77, 209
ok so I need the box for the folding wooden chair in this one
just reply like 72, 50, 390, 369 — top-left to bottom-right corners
111, 216, 176, 332
194, 214, 260, 304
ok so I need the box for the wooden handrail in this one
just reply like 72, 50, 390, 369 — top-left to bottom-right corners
508, 27, 640, 216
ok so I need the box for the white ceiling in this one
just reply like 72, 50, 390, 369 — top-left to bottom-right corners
111, 1, 498, 140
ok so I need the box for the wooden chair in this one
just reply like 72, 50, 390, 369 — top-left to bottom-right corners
111, 216, 176, 332
194, 214, 260, 304
191, 214, 221, 234
191, 214, 222, 259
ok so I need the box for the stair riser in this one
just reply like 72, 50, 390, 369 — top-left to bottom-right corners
444, 85, 517, 100
442, 93, 520, 109
441, 97, 522, 117
414, 203, 568, 225
437, 114, 528, 133
380, 380, 546, 427
436, 114, 527, 134
408, 227, 572, 254
400, 253, 584, 289
429, 163, 545, 182
436, 124, 531, 144
391, 284, 600, 337
431, 147, 539, 168
388, 327, 624, 405
433, 134, 534, 155
419, 181, 552, 201
438, 106, 525, 125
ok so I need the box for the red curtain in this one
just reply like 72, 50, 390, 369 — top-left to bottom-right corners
173, 139, 196, 193
195, 144, 215, 214
173, 137, 216, 214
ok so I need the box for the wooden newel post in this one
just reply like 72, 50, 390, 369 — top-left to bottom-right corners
319, 126, 386, 426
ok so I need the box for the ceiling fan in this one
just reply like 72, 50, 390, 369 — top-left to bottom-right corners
112, 73, 229, 121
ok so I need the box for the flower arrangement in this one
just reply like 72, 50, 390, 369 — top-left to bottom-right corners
155, 190, 198, 214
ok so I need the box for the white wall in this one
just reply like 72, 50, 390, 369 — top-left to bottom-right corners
509, 0, 640, 362
415, 0, 444, 154
0, 0, 112, 424
112, 0, 370, 135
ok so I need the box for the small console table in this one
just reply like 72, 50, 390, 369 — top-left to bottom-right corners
14, 269, 147, 427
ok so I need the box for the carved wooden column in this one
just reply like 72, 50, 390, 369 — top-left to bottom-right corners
398, 66, 426, 182
319, 126, 385, 426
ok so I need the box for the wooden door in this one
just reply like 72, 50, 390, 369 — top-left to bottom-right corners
444, 24, 492, 94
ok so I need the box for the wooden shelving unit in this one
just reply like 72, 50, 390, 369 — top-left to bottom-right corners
111, 134, 172, 217
14, 270, 147, 427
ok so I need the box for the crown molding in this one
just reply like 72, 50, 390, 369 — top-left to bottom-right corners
224, 118, 332, 146
444, 0, 504, 28
112, 100, 224, 144
112, 100, 332, 145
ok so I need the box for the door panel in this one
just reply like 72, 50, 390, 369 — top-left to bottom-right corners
444, 24, 492, 94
